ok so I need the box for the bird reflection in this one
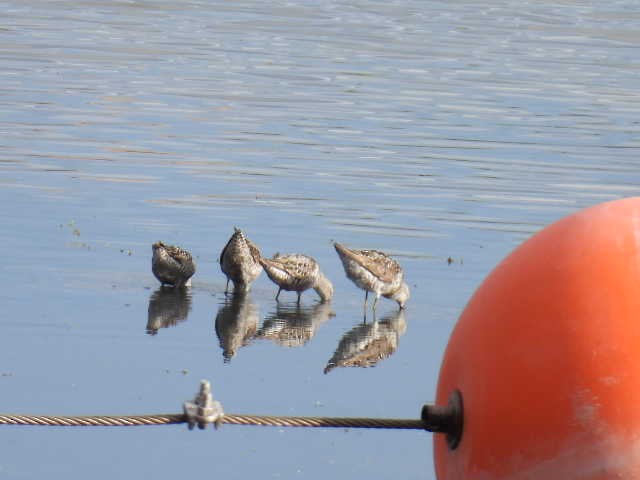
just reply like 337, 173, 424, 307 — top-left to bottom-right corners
215, 291, 259, 362
324, 310, 407, 373
147, 286, 192, 335
255, 302, 335, 348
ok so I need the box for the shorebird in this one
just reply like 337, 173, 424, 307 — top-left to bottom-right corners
260, 253, 333, 303
151, 241, 196, 288
219, 228, 263, 294
334, 242, 410, 310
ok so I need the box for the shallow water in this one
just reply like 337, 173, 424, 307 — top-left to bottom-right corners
2, 1, 640, 478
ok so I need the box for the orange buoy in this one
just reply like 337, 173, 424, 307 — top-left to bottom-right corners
434, 197, 640, 480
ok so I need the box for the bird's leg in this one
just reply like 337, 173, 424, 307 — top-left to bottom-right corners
362, 290, 369, 321
275, 287, 282, 301
372, 293, 379, 313
225, 278, 230, 295
297, 292, 301, 304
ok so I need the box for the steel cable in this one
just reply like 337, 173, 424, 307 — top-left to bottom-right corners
0, 412, 425, 430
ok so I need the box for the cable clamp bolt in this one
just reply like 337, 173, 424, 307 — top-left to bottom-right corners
183, 380, 224, 430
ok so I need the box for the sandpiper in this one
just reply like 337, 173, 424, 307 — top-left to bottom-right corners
334, 242, 409, 310
219, 228, 263, 293
151, 241, 196, 288
260, 253, 333, 303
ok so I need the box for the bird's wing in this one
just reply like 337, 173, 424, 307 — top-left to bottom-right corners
271, 254, 319, 280
336, 244, 401, 283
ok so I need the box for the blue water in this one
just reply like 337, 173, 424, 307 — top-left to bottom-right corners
1, 1, 640, 478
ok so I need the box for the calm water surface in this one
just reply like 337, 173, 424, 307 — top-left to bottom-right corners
2, 1, 640, 478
